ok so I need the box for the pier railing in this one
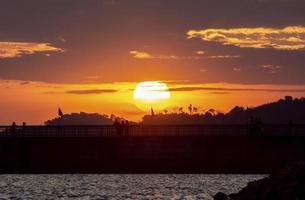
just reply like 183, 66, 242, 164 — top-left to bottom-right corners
1, 124, 305, 137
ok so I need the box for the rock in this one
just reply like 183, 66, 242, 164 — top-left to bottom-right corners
213, 192, 228, 200
216, 161, 305, 200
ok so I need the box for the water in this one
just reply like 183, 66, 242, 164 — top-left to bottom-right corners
0, 174, 265, 199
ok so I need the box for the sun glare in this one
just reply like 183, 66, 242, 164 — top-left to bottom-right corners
133, 81, 170, 102
133, 81, 171, 111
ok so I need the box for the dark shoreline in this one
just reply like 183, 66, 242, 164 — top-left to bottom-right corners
214, 161, 305, 200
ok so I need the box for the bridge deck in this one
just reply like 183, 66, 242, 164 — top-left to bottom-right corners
1, 124, 304, 137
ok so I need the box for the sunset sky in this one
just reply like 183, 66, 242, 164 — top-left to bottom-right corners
1, 0, 305, 124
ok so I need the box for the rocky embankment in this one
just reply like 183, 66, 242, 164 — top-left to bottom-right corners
214, 161, 305, 200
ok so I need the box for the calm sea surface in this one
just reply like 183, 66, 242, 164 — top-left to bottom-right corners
0, 174, 265, 199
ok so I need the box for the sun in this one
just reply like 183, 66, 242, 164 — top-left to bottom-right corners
133, 81, 170, 102
133, 81, 171, 111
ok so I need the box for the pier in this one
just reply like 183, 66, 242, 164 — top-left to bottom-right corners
0, 125, 305, 173
1, 124, 305, 137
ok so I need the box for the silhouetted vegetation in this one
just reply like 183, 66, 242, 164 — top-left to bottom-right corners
141, 96, 305, 124
44, 97, 305, 125
45, 112, 124, 125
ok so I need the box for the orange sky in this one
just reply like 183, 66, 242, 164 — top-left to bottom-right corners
1, 1, 305, 124
1, 79, 305, 125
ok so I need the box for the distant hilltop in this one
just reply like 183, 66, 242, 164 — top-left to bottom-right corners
45, 112, 124, 126
141, 96, 305, 125
45, 96, 305, 125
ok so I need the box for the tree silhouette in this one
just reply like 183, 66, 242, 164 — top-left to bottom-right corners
151, 107, 155, 116
141, 97, 305, 125
178, 107, 183, 113
188, 104, 193, 115
45, 112, 126, 125
193, 107, 198, 113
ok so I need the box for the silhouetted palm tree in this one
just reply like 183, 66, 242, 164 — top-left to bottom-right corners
193, 107, 198, 113
178, 107, 183, 113
188, 104, 193, 115
151, 108, 155, 116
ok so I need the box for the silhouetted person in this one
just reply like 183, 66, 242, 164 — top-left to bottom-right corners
11, 122, 16, 136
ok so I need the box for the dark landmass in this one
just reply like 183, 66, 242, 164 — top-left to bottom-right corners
214, 161, 305, 200
44, 96, 305, 125
141, 96, 305, 125
45, 112, 123, 125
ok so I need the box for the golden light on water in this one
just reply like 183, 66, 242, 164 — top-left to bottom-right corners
133, 81, 171, 111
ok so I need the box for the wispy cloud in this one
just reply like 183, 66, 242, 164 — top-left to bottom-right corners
86, 76, 101, 79
195, 50, 205, 55
66, 89, 117, 95
169, 86, 305, 93
187, 26, 305, 50
130, 50, 239, 60
260, 64, 283, 74
129, 51, 177, 60
208, 55, 240, 59
209, 92, 231, 95
199, 69, 208, 73
129, 51, 154, 59
0, 42, 64, 59
20, 81, 30, 85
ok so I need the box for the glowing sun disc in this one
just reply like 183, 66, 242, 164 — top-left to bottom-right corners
133, 81, 170, 102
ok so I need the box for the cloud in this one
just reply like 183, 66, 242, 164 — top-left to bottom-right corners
169, 86, 305, 93
195, 50, 205, 55
209, 92, 231, 95
207, 55, 240, 59
129, 51, 177, 60
260, 64, 283, 74
20, 81, 30, 85
0, 42, 64, 59
86, 76, 101, 79
130, 50, 239, 60
66, 89, 118, 95
129, 51, 154, 59
233, 67, 241, 72
187, 26, 305, 50
199, 69, 208, 73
